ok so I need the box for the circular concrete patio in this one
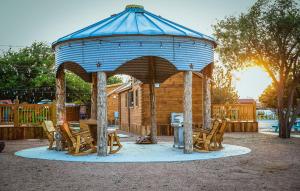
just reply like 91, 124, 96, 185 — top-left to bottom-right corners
15, 142, 251, 163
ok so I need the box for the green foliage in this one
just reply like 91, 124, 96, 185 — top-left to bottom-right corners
0, 42, 124, 104
259, 82, 300, 109
212, 65, 239, 104
0, 42, 55, 102
259, 83, 278, 108
107, 75, 123, 85
65, 72, 91, 104
0, 42, 54, 89
213, 0, 300, 74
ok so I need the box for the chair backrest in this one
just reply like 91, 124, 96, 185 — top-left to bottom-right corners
61, 122, 76, 145
79, 120, 90, 132
218, 118, 229, 136
206, 119, 222, 140
42, 120, 56, 133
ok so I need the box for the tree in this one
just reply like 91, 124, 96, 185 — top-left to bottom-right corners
259, 83, 278, 108
0, 42, 55, 102
212, 65, 239, 104
107, 75, 123, 85
259, 82, 300, 110
0, 42, 123, 104
214, 0, 300, 138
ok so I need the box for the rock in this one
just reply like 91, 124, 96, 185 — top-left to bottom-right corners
136, 136, 152, 144
0, 142, 5, 153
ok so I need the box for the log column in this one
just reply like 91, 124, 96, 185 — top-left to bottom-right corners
183, 70, 193, 154
97, 71, 108, 156
56, 68, 66, 123
203, 75, 212, 129
149, 57, 157, 144
55, 68, 66, 151
91, 73, 97, 119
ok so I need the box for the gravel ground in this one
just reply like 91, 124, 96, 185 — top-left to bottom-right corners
1, 132, 300, 191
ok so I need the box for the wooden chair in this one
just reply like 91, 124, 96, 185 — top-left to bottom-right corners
193, 119, 222, 152
60, 122, 96, 156
213, 118, 229, 150
42, 121, 56, 150
108, 130, 123, 154
79, 120, 90, 132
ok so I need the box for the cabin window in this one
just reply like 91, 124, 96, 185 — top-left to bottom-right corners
135, 89, 139, 107
128, 91, 134, 107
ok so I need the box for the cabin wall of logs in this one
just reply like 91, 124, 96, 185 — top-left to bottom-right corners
118, 72, 205, 136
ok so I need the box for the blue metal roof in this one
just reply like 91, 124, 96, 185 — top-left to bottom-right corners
53, 5, 215, 46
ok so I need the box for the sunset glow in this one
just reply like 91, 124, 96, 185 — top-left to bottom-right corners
232, 66, 272, 99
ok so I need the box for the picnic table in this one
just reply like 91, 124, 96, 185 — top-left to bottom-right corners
79, 119, 117, 143
272, 119, 300, 132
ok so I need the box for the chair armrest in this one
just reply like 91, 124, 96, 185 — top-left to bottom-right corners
199, 128, 210, 134
73, 130, 90, 136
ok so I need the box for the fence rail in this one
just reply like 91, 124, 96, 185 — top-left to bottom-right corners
0, 103, 56, 140
0, 103, 56, 127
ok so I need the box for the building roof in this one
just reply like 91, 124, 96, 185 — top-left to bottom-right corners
53, 4, 215, 46
107, 82, 132, 96
238, 99, 256, 104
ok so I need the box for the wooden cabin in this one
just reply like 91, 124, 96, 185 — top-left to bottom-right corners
107, 66, 212, 136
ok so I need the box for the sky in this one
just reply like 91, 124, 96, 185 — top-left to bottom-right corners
0, 0, 271, 99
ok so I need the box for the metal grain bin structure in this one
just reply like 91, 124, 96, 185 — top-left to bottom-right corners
53, 4, 216, 155
52, 5, 216, 83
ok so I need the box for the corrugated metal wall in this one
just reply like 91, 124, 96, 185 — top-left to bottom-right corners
55, 35, 214, 79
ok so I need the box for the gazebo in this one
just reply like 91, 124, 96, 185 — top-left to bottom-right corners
52, 5, 216, 156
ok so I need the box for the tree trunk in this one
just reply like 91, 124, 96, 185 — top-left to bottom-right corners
278, 80, 290, 138
56, 68, 66, 124
55, 68, 66, 151
203, 75, 212, 129
97, 71, 108, 156
183, 71, 193, 154
91, 73, 97, 119
149, 57, 157, 144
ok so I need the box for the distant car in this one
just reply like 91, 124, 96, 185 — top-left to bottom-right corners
0, 100, 13, 104
37, 99, 52, 104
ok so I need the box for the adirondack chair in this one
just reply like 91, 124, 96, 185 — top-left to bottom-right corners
108, 130, 123, 154
80, 119, 122, 154
59, 122, 96, 156
42, 120, 56, 150
193, 119, 222, 152
213, 118, 229, 150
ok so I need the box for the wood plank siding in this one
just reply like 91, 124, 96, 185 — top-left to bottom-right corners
115, 72, 205, 136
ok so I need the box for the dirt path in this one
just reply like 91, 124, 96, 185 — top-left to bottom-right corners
1, 133, 300, 191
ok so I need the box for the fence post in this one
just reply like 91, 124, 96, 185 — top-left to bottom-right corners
51, 101, 57, 125
253, 102, 257, 122
13, 103, 19, 127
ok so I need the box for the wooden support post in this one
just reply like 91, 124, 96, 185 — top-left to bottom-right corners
184, 70, 193, 154
91, 73, 97, 119
203, 75, 212, 129
97, 71, 108, 156
149, 57, 157, 144
51, 101, 57, 126
55, 68, 66, 151
56, 69, 66, 123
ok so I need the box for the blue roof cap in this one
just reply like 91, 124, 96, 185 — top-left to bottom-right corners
53, 5, 216, 46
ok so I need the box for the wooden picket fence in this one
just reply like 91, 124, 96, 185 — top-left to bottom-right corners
0, 103, 56, 140
212, 103, 258, 132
